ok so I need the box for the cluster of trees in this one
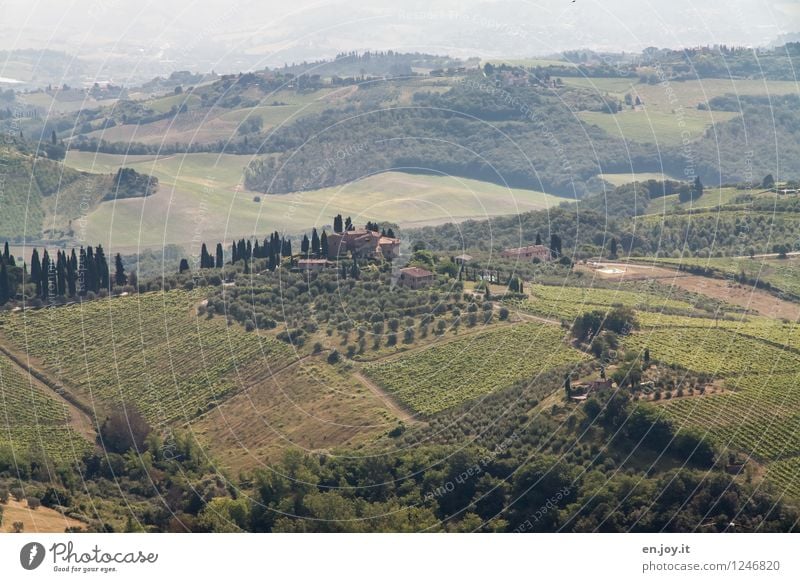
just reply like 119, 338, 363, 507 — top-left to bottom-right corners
240, 76, 662, 196
102, 167, 159, 201
571, 307, 639, 343
641, 45, 800, 81
192, 233, 294, 275
413, 179, 800, 260
0, 242, 129, 305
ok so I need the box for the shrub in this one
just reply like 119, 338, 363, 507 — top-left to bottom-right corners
327, 350, 340, 364
499, 307, 510, 320
27, 497, 41, 510
10, 487, 24, 502
99, 408, 151, 454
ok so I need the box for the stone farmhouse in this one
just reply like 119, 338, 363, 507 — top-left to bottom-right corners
500, 244, 552, 262
397, 267, 434, 289
298, 259, 330, 272
327, 229, 400, 261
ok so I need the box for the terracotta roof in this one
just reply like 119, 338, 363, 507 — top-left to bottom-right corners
503, 245, 550, 254
379, 236, 399, 244
400, 266, 434, 278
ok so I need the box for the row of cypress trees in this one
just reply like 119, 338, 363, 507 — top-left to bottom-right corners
0, 242, 128, 305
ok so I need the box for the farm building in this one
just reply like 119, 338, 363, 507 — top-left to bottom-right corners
327, 229, 400, 260
500, 245, 551, 262
398, 267, 434, 289
586, 379, 612, 391
298, 259, 330, 271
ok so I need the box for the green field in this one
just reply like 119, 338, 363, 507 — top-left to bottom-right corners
579, 108, 739, 146
65, 151, 564, 250
514, 283, 703, 321
568, 77, 799, 145
0, 290, 293, 425
619, 302, 800, 496
564, 77, 800, 112
0, 356, 90, 461
363, 322, 588, 414
82, 88, 339, 145
624, 326, 800, 377
599, 172, 677, 187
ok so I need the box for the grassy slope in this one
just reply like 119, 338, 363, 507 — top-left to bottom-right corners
191, 359, 402, 470
568, 78, 799, 146
81, 88, 341, 146
65, 151, 564, 250
0, 146, 112, 240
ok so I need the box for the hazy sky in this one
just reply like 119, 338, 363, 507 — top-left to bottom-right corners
1, 0, 798, 79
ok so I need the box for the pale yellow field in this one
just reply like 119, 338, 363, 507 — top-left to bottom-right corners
65, 151, 564, 251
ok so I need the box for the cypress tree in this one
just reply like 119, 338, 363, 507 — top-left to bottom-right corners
67, 249, 77, 296
0, 261, 9, 305
179, 258, 190, 273
30, 248, 42, 296
320, 231, 328, 258
95, 245, 109, 290
114, 253, 126, 286
333, 214, 343, 233
85, 247, 98, 293
231, 241, 238, 263
56, 251, 67, 296
311, 228, 320, 257
40, 250, 50, 299
78, 247, 87, 296
215, 243, 223, 268
47, 256, 56, 299
301, 234, 310, 256
200, 243, 210, 268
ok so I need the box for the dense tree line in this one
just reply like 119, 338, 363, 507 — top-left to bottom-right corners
0, 242, 130, 305
411, 181, 800, 260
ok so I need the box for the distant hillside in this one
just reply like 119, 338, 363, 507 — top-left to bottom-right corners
0, 142, 157, 241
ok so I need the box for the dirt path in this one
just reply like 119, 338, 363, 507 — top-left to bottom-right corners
352, 371, 416, 424
660, 274, 800, 320
0, 337, 97, 441
580, 261, 800, 321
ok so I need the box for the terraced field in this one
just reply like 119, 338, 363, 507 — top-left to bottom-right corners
514, 283, 701, 321
0, 356, 90, 461
362, 322, 588, 414
621, 306, 800, 499
623, 326, 800, 376
637, 311, 799, 349
0, 291, 294, 426
660, 373, 800, 499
